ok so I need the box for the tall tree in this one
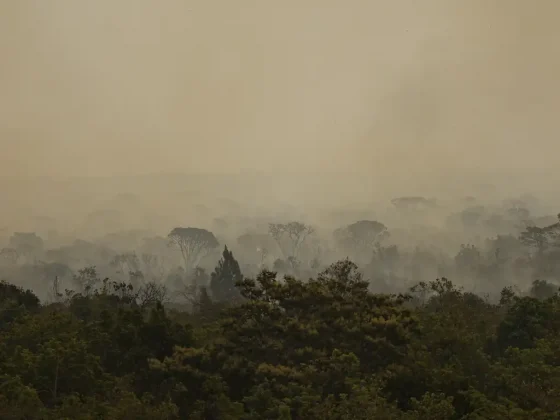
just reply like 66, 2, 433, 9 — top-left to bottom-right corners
268, 221, 314, 260
333, 220, 389, 256
210, 246, 243, 302
168, 227, 219, 273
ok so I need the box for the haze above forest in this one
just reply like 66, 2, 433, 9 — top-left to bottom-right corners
1, 1, 560, 231
3, 3, 560, 417
1, 0, 559, 177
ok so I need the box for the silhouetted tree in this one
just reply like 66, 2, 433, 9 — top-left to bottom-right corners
520, 225, 551, 253
519, 214, 560, 253
168, 227, 219, 273
72, 266, 102, 295
268, 221, 314, 260
333, 220, 389, 255
210, 246, 243, 302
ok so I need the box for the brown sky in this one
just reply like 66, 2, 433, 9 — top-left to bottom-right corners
1, 0, 559, 179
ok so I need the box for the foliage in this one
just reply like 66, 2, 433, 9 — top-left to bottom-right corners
168, 227, 219, 272
333, 220, 389, 256
519, 215, 560, 253
2, 257, 560, 419
268, 222, 314, 260
210, 246, 243, 302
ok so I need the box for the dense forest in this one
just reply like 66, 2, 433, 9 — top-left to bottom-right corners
3, 0, 560, 417
1, 193, 560, 419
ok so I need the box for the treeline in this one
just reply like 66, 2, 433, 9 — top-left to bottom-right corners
4, 209, 560, 304
1, 257, 560, 419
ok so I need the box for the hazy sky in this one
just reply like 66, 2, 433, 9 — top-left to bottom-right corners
1, 1, 559, 178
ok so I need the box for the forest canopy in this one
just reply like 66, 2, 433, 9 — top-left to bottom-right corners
1, 250, 560, 419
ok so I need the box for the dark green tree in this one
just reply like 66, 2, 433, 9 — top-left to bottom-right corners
0, 281, 40, 326
210, 246, 243, 302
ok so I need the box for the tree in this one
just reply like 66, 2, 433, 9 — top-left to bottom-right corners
268, 221, 314, 260
333, 220, 389, 257
193, 286, 215, 321
520, 226, 551, 253
72, 266, 103, 295
519, 214, 560, 253
140, 253, 166, 283
210, 246, 243, 302
110, 253, 140, 276
9, 232, 43, 261
155, 259, 417, 418
0, 247, 19, 265
181, 267, 210, 307
237, 232, 275, 266
0, 374, 45, 419
136, 282, 169, 308
167, 227, 219, 273
0, 281, 40, 325
190, 266, 210, 289
35, 262, 72, 303
496, 294, 560, 352
232, 259, 415, 374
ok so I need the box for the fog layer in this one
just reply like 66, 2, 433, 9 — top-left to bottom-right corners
1, 0, 559, 180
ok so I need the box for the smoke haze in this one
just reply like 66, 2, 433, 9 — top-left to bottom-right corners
3, 0, 560, 313
1, 1, 559, 227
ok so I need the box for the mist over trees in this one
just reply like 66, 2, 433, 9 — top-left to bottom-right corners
2, 184, 560, 418
3, 0, 560, 416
